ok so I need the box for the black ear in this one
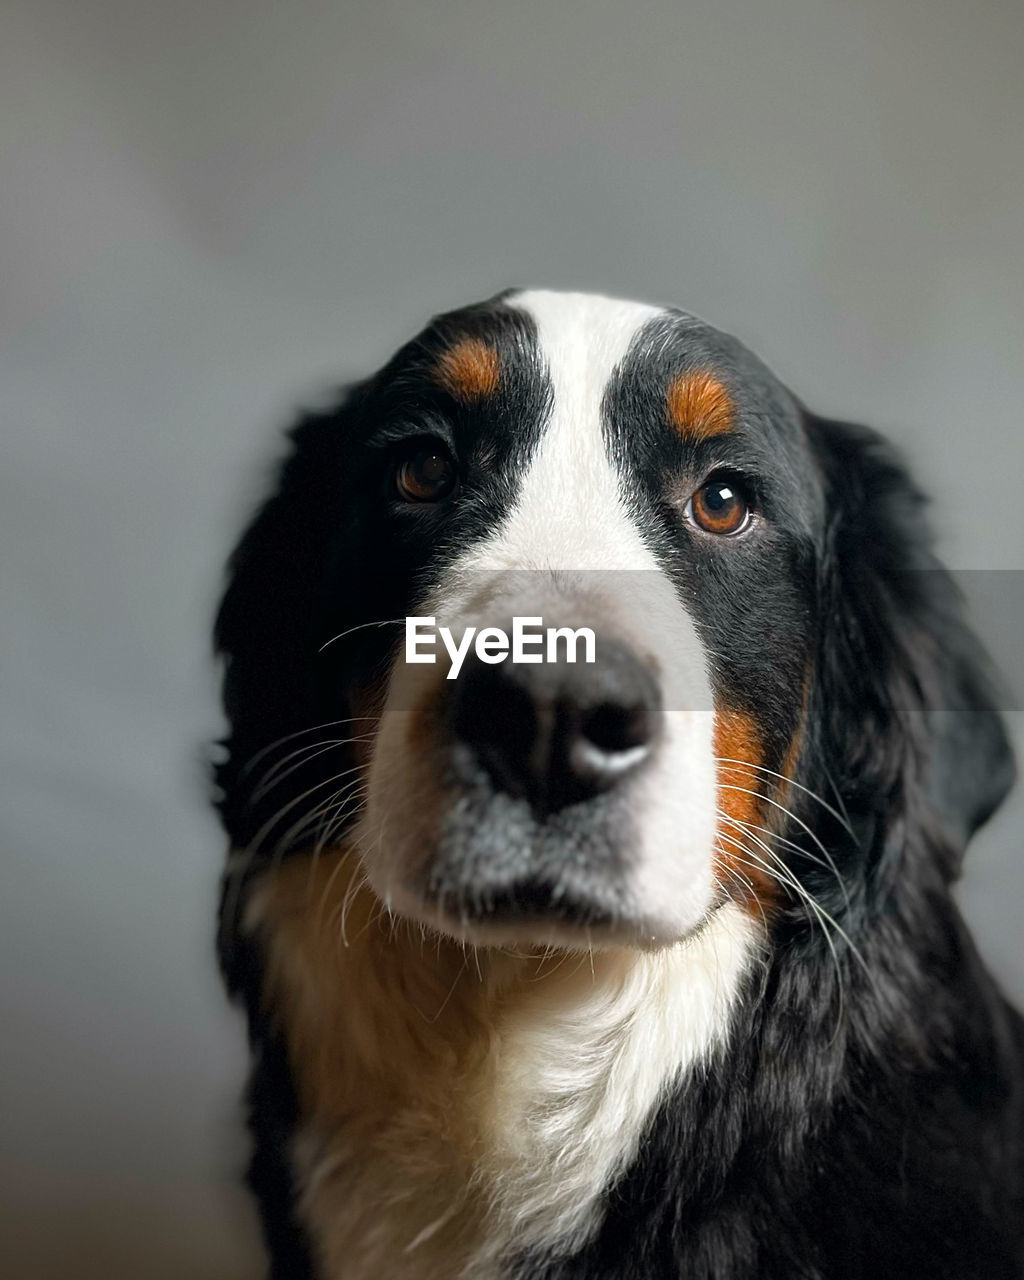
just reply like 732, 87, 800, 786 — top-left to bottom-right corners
806, 415, 1015, 866
213, 391, 369, 848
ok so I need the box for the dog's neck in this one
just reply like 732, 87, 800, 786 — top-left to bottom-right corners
246, 850, 759, 1280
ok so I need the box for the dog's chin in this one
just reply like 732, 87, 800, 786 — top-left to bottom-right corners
377, 880, 706, 953
358, 747, 719, 953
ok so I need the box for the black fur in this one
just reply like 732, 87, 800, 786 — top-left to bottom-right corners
214, 294, 1022, 1278
515, 414, 1024, 1279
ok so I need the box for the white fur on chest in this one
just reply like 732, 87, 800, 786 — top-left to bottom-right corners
257, 874, 758, 1280
468, 901, 757, 1273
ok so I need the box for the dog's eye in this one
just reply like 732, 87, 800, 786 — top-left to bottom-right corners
395, 440, 458, 503
685, 476, 752, 536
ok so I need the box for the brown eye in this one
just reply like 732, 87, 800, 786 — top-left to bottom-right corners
395, 441, 457, 503
686, 477, 751, 535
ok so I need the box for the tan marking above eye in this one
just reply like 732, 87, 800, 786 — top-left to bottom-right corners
666, 369, 733, 439
434, 337, 501, 402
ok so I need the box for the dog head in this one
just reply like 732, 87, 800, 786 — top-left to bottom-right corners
215, 290, 1013, 953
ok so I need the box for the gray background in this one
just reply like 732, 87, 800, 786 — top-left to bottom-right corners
2, 1, 1021, 1276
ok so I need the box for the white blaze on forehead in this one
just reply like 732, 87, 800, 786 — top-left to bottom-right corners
449, 288, 712, 716
480, 289, 663, 572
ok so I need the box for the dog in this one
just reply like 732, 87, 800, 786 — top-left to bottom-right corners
214, 290, 1023, 1278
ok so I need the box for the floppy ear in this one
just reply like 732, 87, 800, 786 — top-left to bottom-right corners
213, 391, 372, 849
806, 415, 1015, 867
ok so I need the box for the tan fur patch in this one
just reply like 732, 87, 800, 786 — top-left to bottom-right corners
712, 707, 776, 910
246, 846, 755, 1278
712, 689, 813, 916
666, 369, 733, 439
250, 850, 494, 1278
435, 337, 501, 402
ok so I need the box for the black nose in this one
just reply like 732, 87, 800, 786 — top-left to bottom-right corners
448, 638, 662, 815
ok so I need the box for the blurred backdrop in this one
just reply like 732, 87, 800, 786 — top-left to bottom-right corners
2, 1, 1022, 1275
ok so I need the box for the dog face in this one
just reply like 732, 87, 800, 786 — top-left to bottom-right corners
355, 290, 822, 949
216, 289, 1011, 956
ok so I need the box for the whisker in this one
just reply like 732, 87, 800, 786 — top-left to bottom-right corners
717, 812, 851, 911
313, 846, 358, 939
717, 821, 871, 985
249, 764, 367, 855
715, 757, 858, 842
715, 831, 849, 1033
423, 954, 471, 1024
338, 857, 370, 948
711, 849, 770, 934
318, 617, 408, 654
312, 785, 371, 859
250, 734, 377, 805
717, 784, 847, 899
824, 765, 856, 834
284, 779, 369, 862
238, 716, 381, 781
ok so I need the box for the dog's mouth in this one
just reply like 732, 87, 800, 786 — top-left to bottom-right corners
415, 743, 652, 946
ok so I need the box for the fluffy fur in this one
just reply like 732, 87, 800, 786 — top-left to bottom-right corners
214, 290, 1023, 1278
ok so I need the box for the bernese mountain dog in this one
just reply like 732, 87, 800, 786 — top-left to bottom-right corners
214, 290, 1023, 1279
